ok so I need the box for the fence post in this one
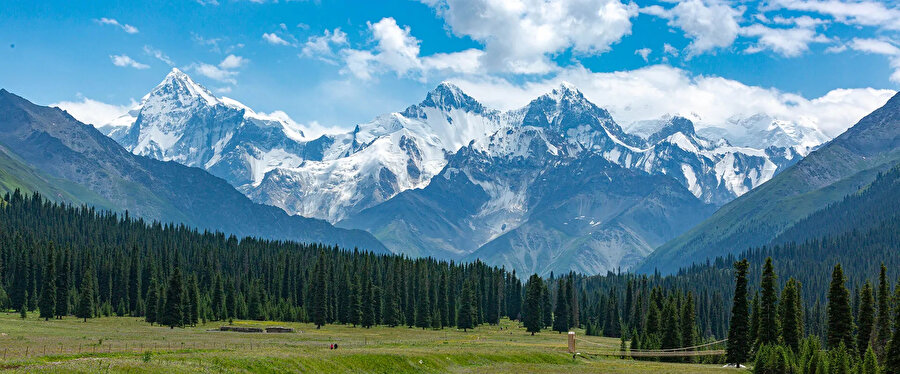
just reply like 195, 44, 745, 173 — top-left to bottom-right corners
568, 332, 576, 354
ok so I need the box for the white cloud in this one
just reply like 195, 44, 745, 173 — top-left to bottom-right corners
644, 0, 743, 56
339, 18, 484, 80
52, 97, 137, 128
635, 48, 651, 62
422, 0, 638, 74
845, 38, 900, 83
663, 43, 680, 57
768, 0, 900, 30
300, 28, 348, 64
95, 18, 139, 34
448, 64, 894, 137
740, 24, 829, 57
110, 54, 149, 69
143, 45, 174, 66
219, 54, 248, 69
190, 55, 247, 85
263, 32, 292, 46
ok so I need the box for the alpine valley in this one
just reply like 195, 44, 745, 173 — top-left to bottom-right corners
86, 68, 837, 276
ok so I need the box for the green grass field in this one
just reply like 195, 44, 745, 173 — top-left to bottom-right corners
0, 313, 742, 373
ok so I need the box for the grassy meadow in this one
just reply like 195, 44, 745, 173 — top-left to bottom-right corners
0, 313, 741, 373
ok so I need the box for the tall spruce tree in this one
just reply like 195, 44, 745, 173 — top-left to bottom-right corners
758, 257, 780, 346
553, 279, 569, 333
727, 259, 751, 366
311, 250, 328, 329
827, 264, 855, 351
55, 248, 70, 318
38, 246, 56, 321
76, 269, 94, 322
681, 292, 697, 350
780, 278, 803, 353
188, 275, 200, 326
144, 277, 158, 325
886, 287, 900, 374
875, 263, 892, 361
457, 280, 474, 332
661, 298, 682, 362
415, 266, 431, 330
524, 274, 543, 335
541, 282, 552, 328
161, 266, 184, 329
439, 271, 449, 328
857, 281, 875, 357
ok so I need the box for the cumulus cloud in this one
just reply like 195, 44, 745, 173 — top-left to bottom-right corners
52, 97, 137, 128
189, 55, 248, 85
95, 18, 139, 34
644, 0, 743, 56
421, 0, 638, 73
263, 32, 292, 46
299, 29, 348, 64
339, 18, 484, 80
447, 64, 894, 137
767, 0, 900, 30
844, 38, 900, 82
635, 48, 651, 62
110, 54, 149, 69
740, 24, 830, 57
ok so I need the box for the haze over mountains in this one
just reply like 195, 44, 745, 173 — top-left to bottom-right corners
81, 68, 846, 275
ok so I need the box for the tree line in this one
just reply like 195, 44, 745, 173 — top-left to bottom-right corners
0, 190, 523, 330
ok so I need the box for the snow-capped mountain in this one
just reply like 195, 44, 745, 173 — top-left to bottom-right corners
340, 84, 801, 275
697, 113, 829, 156
114, 68, 308, 188
108, 70, 817, 275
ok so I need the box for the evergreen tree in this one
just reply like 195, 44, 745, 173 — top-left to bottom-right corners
439, 271, 449, 328
38, 246, 56, 321
20, 291, 27, 319
758, 257, 780, 346
875, 263, 892, 362
605, 290, 621, 338
145, 277, 159, 325
727, 259, 751, 366
681, 292, 697, 350
55, 248, 70, 318
361, 265, 375, 328
749, 292, 761, 349
860, 345, 879, 374
311, 250, 328, 329
188, 275, 200, 325
780, 278, 803, 353
540, 282, 552, 328
457, 280, 474, 332
76, 269, 94, 322
383, 271, 400, 327
827, 264, 855, 351
857, 281, 875, 357
553, 279, 569, 333
661, 298, 681, 362
415, 266, 431, 329
886, 286, 900, 374
524, 274, 543, 335
211, 275, 225, 321
161, 266, 184, 329
128, 248, 141, 314
349, 272, 361, 327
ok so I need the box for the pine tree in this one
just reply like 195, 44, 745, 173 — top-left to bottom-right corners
38, 246, 56, 321
55, 248, 70, 318
349, 272, 361, 327
661, 298, 681, 362
439, 271, 449, 328
383, 271, 400, 327
415, 266, 431, 330
861, 345, 879, 374
211, 275, 225, 321
857, 281, 875, 357
188, 275, 200, 326
161, 266, 184, 329
758, 257, 780, 346
20, 291, 27, 319
875, 263, 892, 362
780, 278, 803, 353
749, 292, 761, 349
361, 266, 375, 329
524, 274, 543, 335
827, 264, 855, 351
457, 280, 474, 332
541, 282, 552, 328
681, 292, 697, 350
76, 269, 94, 322
145, 277, 159, 325
128, 248, 141, 315
605, 290, 621, 338
886, 284, 900, 374
553, 279, 569, 333
727, 259, 751, 366
311, 250, 328, 329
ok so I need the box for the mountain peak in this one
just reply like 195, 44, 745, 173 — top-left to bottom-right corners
146, 68, 219, 107
402, 81, 488, 117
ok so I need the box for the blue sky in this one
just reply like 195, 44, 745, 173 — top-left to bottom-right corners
2, 0, 900, 136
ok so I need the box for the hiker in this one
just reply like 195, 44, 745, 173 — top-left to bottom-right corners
329, 344, 334, 350
334, 343, 338, 349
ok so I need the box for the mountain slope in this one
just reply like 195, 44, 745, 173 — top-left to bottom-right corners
0, 144, 115, 208
638, 92, 900, 274
0, 88, 387, 252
